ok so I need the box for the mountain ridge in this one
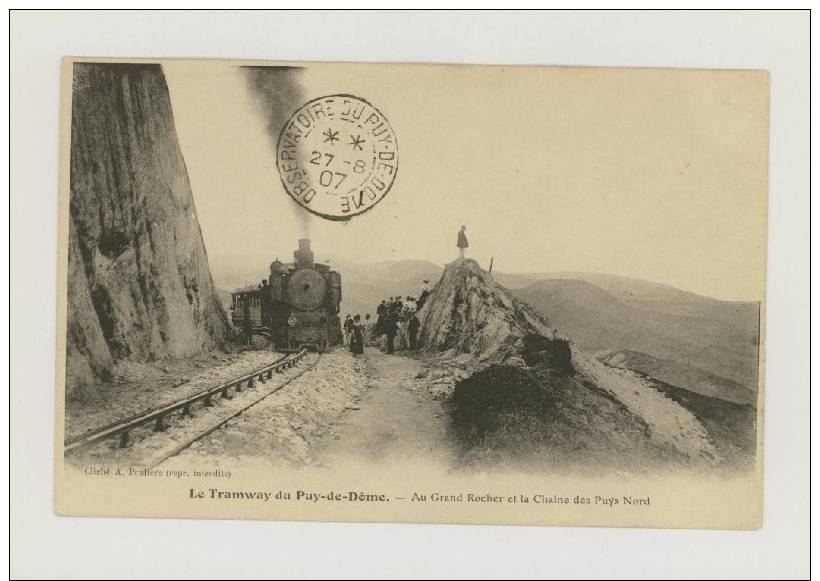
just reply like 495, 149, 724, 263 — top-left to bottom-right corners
210, 256, 754, 306
514, 278, 760, 393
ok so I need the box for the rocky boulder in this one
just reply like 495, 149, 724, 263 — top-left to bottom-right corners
416, 259, 554, 364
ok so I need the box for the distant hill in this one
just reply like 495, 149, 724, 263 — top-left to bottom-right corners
513, 278, 760, 395
326, 256, 444, 318
497, 270, 760, 320
209, 252, 273, 291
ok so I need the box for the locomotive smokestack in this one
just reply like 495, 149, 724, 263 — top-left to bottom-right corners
294, 238, 314, 269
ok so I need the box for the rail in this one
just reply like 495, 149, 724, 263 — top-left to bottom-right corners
64, 349, 309, 453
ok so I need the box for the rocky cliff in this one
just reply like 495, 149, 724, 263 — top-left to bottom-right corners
416, 259, 553, 363
66, 63, 228, 393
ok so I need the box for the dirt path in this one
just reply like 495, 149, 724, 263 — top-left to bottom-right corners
313, 349, 455, 470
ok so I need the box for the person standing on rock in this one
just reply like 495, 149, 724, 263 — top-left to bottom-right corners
457, 225, 468, 259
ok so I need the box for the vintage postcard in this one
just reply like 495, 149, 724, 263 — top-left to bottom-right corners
55, 58, 768, 528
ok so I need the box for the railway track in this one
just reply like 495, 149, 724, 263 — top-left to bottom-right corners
64, 349, 319, 466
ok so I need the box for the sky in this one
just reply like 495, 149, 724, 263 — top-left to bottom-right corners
163, 61, 768, 301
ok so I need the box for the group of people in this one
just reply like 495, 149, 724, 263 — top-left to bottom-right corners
341, 294, 427, 357
374, 296, 421, 354
340, 225, 469, 357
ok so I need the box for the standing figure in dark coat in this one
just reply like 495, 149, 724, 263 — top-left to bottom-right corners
385, 313, 398, 354
375, 300, 387, 335
408, 313, 420, 350
349, 315, 364, 356
457, 225, 468, 259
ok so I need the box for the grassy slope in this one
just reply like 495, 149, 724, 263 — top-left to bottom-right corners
449, 364, 688, 474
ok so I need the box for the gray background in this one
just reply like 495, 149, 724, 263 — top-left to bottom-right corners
10, 9, 809, 580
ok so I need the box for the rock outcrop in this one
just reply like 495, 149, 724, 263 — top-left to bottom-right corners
416, 258, 727, 470
416, 259, 553, 363
66, 63, 228, 394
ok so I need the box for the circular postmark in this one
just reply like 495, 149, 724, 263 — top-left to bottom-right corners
276, 94, 399, 220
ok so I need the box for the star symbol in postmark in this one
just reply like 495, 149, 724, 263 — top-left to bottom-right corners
322, 128, 340, 145
348, 133, 365, 151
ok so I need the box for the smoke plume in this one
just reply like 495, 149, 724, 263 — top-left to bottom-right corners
243, 66, 311, 237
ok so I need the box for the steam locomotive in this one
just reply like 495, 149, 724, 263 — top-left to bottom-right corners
230, 239, 342, 352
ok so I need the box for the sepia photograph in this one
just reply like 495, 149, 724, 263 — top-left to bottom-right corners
56, 57, 768, 527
